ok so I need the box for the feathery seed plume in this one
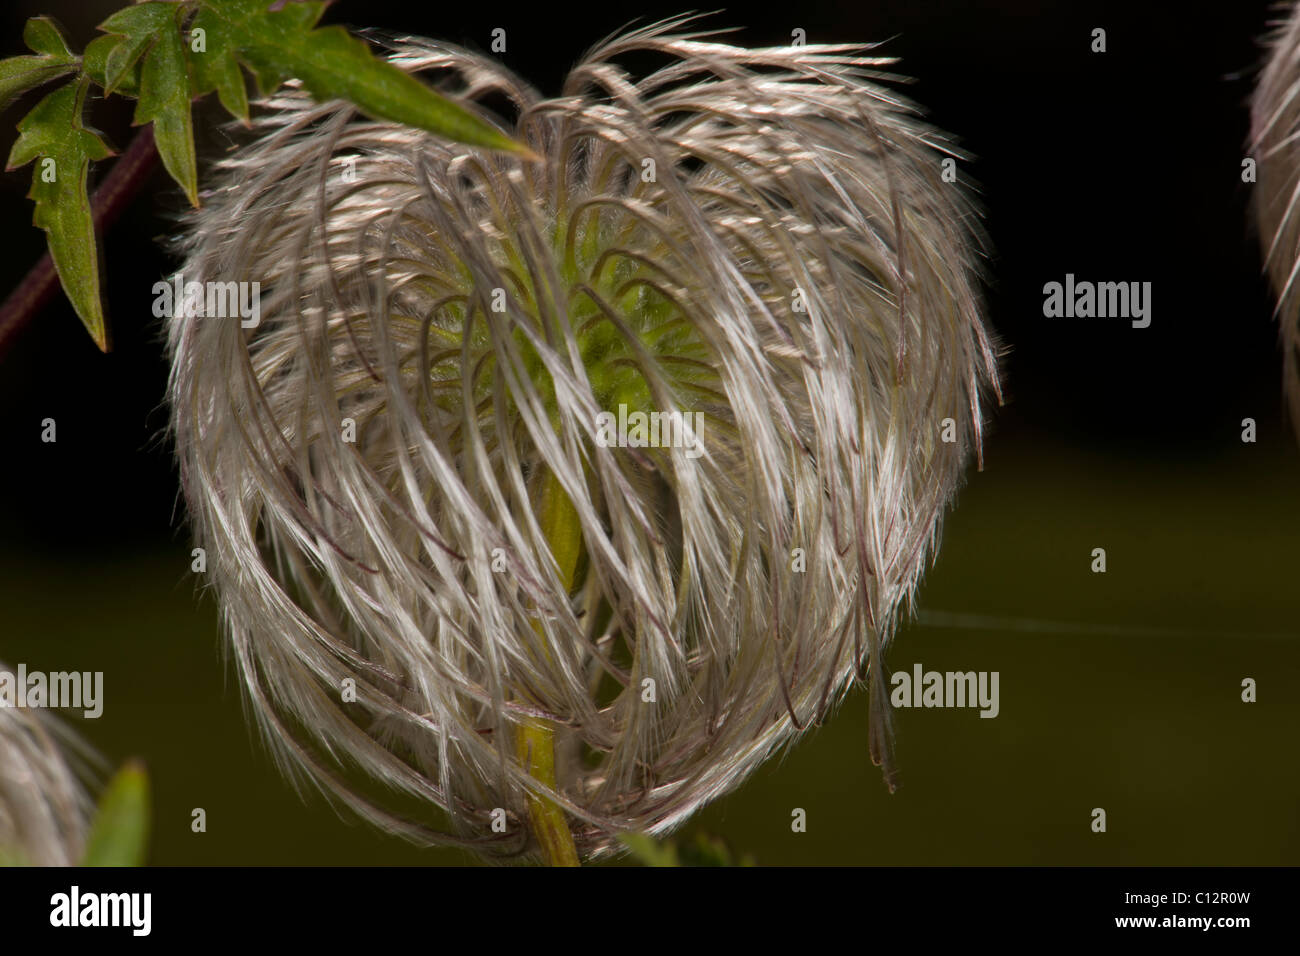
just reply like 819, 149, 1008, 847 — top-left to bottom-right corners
0, 674, 94, 866
168, 18, 1000, 861
1252, 2, 1300, 434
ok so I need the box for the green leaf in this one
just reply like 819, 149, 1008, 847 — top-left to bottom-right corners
190, 0, 531, 155
22, 16, 75, 59
187, 1, 249, 122
99, 3, 197, 206
0, 18, 78, 114
98, 5, 166, 95
81, 761, 151, 867
83, 35, 143, 98
676, 833, 754, 867
0, 58, 76, 115
6, 78, 114, 351
619, 833, 681, 866
619, 832, 754, 866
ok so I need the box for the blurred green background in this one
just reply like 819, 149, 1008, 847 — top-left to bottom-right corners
1, 0, 1297, 864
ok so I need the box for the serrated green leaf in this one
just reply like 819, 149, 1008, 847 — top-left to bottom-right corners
6, 78, 114, 351
187, 0, 251, 122
189, 0, 531, 155
188, 17, 248, 122
98, 4, 169, 96
0, 18, 78, 114
81, 762, 150, 867
83, 35, 143, 98
98, 2, 198, 206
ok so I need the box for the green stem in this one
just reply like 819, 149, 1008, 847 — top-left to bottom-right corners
516, 469, 582, 866
516, 718, 578, 867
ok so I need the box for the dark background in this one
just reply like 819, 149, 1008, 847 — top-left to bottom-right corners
0, 0, 1296, 865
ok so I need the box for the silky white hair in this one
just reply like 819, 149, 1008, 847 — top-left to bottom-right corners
167, 18, 1000, 860
0, 677, 93, 865
1253, 2, 1300, 432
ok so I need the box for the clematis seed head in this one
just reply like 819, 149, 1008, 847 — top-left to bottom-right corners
1252, 1, 1300, 435
168, 18, 1000, 860
0, 672, 94, 866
